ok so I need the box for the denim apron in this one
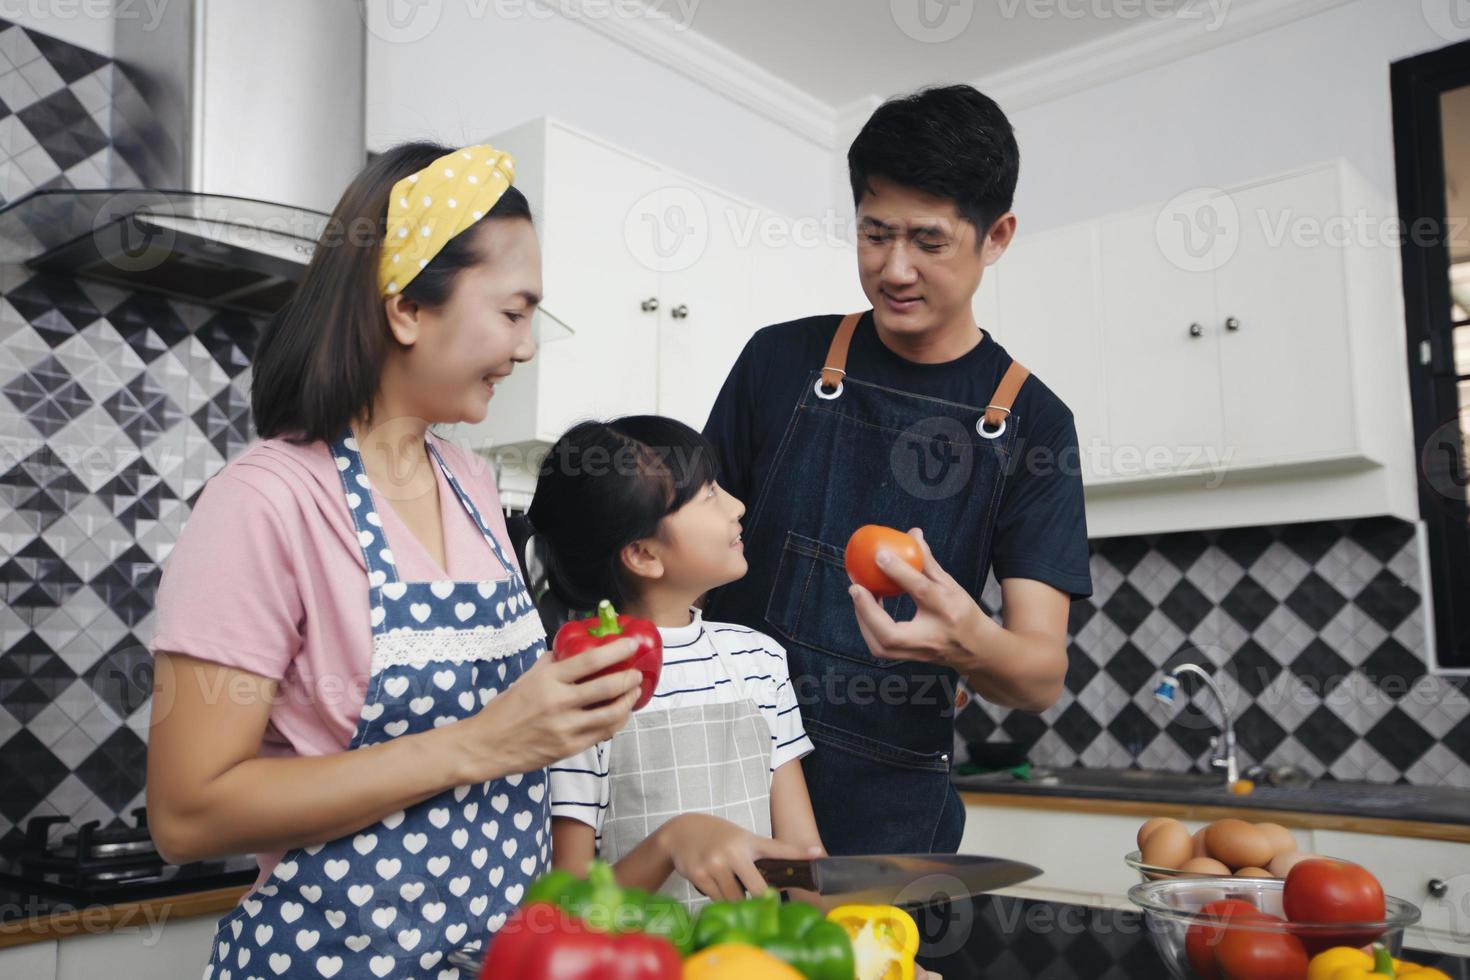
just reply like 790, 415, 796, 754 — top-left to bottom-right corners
200, 432, 550, 980
705, 311, 1029, 856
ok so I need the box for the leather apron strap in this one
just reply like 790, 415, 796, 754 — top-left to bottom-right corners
819, 310, 1031, 428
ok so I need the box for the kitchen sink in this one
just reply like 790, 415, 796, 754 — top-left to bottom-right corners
1026, 767, 1223, 793
954, 765, 1470, 823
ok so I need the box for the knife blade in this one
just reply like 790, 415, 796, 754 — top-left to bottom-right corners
753, 853, 1041, 906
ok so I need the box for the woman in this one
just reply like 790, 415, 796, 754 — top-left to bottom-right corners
146, 142, 643, 979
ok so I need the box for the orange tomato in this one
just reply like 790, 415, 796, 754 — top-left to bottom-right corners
845, 525, 924, 598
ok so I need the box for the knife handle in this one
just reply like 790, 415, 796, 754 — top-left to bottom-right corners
754, 859, 817, 891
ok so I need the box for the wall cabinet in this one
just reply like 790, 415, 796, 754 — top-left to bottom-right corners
977, 159, 1416, 535
455, 118, 865, 493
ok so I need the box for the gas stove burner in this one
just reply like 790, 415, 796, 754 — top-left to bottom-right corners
0, 805, 255, 918
52, 807, 157, 861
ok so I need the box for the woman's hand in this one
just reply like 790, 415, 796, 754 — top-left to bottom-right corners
655, 813, 823, 901
455, 638, 644, 783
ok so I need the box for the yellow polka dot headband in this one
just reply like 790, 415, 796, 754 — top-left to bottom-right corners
379, 144, 517, 297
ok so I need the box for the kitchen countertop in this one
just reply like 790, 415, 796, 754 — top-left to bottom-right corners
954, 767, 1470, 843
0, 881, 250, 949
6, 885, 1468, 977
917, 894, 1470, 979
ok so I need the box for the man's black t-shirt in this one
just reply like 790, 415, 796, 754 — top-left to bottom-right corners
702, 311, 1094, 600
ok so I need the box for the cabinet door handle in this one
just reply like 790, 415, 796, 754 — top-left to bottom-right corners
641, 297, 659, 312
1428, 878, 1448, 899
1225, 316, 1241, 332
671, 304, 689, 320
1189, 323, 1203, 338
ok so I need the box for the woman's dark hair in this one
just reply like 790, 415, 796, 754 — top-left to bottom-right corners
527, 416, 719, 613
251, 141, 533, 442
847, 84, 1019, 241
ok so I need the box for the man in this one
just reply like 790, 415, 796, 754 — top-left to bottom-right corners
703, 85, 1093, 856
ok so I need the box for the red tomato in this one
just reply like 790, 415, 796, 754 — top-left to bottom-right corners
844, 525, 924, 598
1282, 858, 1386, 954
1185, 899, 1262, 979
1213, 914, 1309, 980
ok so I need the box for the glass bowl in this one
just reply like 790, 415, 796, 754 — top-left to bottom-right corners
1125, 848, 1287, 882
1127, 877, 1422, 980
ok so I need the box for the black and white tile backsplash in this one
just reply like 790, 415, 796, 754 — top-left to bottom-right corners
0, 17, 260, 843
961, 519, 1470, 789
2, 16, 1470, 851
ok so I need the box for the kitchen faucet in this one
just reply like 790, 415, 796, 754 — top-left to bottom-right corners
1153, 662, 1239, 788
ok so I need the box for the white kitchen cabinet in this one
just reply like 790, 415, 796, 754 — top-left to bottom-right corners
958, 801, 1317, 910
994, 223, 1109, 477
464, 118, 663, 451
985, 159, 1416, 535
1098, 200, 1226, 472
455, 118, 862, 468
54, 911, 217, 980
1315, 830, 1470, 957
1090, 162, 1385, 483
1212, 170, 1360, 468
0, 939, 57, 979
654, 182, 757, 432
962, 801, 1470, 958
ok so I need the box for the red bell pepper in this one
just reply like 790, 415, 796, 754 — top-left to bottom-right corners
552, 600, 662, 710
480, 902, 681, 979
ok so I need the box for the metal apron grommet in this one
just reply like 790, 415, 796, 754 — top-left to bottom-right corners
976, 415, 1006, 439
814, 377, 844, 400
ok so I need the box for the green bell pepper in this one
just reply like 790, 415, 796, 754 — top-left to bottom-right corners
692, 890, 855, 980
522, 860, 696, 955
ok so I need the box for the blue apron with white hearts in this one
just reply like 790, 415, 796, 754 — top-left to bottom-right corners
200, 432, 550, 980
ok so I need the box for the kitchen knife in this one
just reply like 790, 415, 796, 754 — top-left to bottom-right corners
753, 853, 1041, 906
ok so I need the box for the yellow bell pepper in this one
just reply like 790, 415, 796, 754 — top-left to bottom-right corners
1307, 944, 1455, 980
1308, 946, 1376, 980
683, 943, 804, 979
826, 905, 920, 980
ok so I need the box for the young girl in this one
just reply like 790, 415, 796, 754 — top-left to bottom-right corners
531, 416, 826, 909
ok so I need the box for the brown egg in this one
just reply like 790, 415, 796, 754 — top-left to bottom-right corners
1192, 827, 1209, 858
1255, 822, 1297, 858
1268, 850, 1316, 878
1205, 818, 1273, 870
1234, 867, 1274, 878
1180, 856, 1232, 876
1141, 821, 1195, 871
1138, 816, 1182, 850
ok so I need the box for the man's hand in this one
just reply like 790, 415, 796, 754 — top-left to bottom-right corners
847, 528, 1069, 713
847, 527, 988, 672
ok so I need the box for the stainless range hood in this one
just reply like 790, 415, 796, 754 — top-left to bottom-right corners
0, 0, 365, 314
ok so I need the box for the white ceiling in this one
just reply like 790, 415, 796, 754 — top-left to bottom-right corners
676, 0, 1195, 106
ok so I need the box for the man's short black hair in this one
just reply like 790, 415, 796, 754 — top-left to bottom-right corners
847, 84, 1020, 239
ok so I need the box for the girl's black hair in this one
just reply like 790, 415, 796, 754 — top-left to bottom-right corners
527, 416, 719, 613
847, 84, 1019, 242
251, 141, 533, 443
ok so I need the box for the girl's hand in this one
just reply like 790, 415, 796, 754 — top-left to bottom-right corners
457, 638, 643, 782
655, 813, 823, 901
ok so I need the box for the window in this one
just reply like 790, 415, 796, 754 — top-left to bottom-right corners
1393, 39, 1470, 667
